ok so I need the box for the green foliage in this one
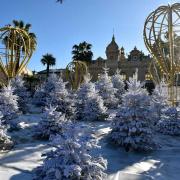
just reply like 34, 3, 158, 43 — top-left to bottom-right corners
41, 53, 56, 77
56, 0, 63, 3
72, 41, 93, 64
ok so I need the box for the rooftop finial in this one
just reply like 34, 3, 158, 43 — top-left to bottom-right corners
112, 28, 115, 41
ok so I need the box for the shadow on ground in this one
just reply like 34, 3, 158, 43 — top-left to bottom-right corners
94, 134, 180, 180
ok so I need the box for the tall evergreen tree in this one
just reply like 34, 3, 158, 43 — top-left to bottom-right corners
11, 76, 30, 113
46, 76, 76, 119
34, 106, 68, 140
0, 112, 14, 150
33, 74, 59, 106
76, 74, 108, 121
156, 107, 180, 136
111, 78, 157, 151
34, 123, 107, 180
151, 83, 168, 124
0, 84, 19, 121
111, 69, 125, 103
96, 67, 118, 108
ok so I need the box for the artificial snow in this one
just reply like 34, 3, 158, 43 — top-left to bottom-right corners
0, 111, 180, 180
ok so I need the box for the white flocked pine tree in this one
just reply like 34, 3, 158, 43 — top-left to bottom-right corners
33, 74, 75, 119
0, 84, 19, 121
46, 76, 76, 119
111, 69, 125, 104
111, 78, 157, 151
34, 106, 68, 140
151, 81, 168, 124
156, 107, 180, 136
0, 111, 14, 150
96, 67, 118, 108
34, 123, 107, 180
33, 74, 59, 106
11, 76, 30, 113
76, 74, 108, 121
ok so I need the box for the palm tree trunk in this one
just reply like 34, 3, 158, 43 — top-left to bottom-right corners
15, 48, 20, 73
47, 64, 50, 78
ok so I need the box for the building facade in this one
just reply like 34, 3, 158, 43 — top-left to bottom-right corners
88, 35, 152, 81
37, 35, 152, 83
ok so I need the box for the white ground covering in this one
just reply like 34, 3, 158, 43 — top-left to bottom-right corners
0, 143, 48, 180
91, 122, 180, 180
0, 107, 180, 180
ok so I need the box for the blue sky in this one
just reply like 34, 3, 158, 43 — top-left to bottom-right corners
0, 0, 177, 71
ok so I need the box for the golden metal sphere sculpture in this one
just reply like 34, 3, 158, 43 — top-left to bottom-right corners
144, 3, 180, 105
66, 60, 88, 90
0, 26, 34, 84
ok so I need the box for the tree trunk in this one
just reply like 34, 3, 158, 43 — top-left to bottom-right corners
47, 64, 50, 78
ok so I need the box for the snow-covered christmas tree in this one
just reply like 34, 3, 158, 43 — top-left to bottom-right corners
0, 112, 14, 151
33, 74, 75, 118
111, 69, 125, 104
11, 76, 30, 113
111, 78, 157, 151
33, 74, 59, 106
46, 76, 76, 119
156, 107, 180, 136
76, 74, 108, 121
34, 123, 107, 180
151, 82, 168, 124
96, 67, 118, 108
0, 84, 19, 121
34, 106, 68, 140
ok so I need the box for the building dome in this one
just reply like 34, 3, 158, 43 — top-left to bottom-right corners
96, 56, 104, 61
21, 67, 33, 76
106, 35, 119, 60
106, 35, 119, 51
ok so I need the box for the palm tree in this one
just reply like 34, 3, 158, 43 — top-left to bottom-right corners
3, 20, 37, 72
56, 0, 63, 3
72, 41, 93, 64
41, 54, 56, 77
12, 20, 37, 51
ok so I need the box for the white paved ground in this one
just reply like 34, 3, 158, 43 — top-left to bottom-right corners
0, 114, 180, 180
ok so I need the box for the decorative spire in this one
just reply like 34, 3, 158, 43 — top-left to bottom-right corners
112, 28, 115, 41
112, 34, 115, 42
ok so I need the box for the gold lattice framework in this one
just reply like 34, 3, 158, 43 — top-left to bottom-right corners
0, 26, 34, 85
144, 3, 180, 105
66, 61, 88, 90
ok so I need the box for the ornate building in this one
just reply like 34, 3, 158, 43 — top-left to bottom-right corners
88, 35, 152, 82
37, 35, 152, 83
